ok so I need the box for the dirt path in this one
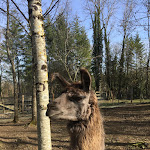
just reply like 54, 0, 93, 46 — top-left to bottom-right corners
103, 104, 150, 150
0, 116, 38, 150
0, 104, 150, 150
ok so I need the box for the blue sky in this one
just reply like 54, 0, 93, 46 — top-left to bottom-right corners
71, 0, 93, 43
70, 0, 149, 49
0, 0, 149, 50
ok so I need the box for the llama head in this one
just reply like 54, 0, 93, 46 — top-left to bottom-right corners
46, 68, 92, 121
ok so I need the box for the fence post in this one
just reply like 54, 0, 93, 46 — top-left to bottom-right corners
3, 106, 5, 114
2, 99, 5, 114
22, 95, 24, 113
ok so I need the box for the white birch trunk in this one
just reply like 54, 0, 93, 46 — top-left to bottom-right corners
28, 0, 52, 149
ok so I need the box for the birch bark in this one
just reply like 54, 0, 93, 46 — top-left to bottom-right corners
28, 0, 52, 149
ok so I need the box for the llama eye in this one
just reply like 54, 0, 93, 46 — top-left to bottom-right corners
61, 90, 67, 94
68, 95, 86, 102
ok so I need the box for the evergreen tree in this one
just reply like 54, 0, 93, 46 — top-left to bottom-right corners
70, 16, 91, 81
2, 10, 25, 87
22, 31, 37, 122
124, 36, 134, 99
110, 54, 118, 99
45, 14, 70, 75
91, 4, 103, 91
22, 33, 32, 95
133, 34, 145, 99
45, 14, 91, 81
2, 7, 25, 122
104, 25, 111, 99
117, 34, 145, 99
9, 11, 25, 101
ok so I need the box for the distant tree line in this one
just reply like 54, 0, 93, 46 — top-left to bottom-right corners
0, 0, 150, 101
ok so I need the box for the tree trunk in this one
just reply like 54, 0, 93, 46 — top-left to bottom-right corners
32, 64, 37, 122
118, 33, 126, 99
17, 58, 21, 111
146, 9, 150, 99
0, 59, 2, 102
12, 64, 19, 123
6, 0, 18, 123
28, 0, 52, 149
104, 24, 111, 99
22, 95, 24, 112
92, 5, 103, 92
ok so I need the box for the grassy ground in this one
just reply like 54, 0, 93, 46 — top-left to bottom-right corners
99, 99, 150, 107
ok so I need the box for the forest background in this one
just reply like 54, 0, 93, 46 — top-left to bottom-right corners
0, 0, 150, 101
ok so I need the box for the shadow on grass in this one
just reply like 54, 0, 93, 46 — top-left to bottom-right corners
106, 142, 149, 149
102, 104, 150, 112
104, 119, 150, 136
52, 144, 69, 149
0, 136, 38, 146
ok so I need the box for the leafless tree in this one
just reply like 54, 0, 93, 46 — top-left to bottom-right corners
118, 0, 136, 99
6, 0, 19, 122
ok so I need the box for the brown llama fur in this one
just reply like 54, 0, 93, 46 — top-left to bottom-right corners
46, 68, 105, 150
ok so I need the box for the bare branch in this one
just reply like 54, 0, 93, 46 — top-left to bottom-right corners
43, 0, 54, 17
10, 0, 29, 22
0, 7, 30, 36
43, 0, 60, 18
50, 0, 60, 21
44, 11, 64, 29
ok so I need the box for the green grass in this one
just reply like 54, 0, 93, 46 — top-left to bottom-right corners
99, 99, 150, 107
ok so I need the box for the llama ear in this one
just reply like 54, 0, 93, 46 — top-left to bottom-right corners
80, 68, 91, 92
51, 73, 71, 87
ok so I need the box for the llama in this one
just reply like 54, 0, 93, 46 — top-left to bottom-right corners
46, 68, 105, 150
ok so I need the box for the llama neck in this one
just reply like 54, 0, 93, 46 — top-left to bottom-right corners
67, 105, 105, 150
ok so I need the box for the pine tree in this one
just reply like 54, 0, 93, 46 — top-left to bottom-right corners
104, 25, 111, 99
133, 34, 145, 99
4, 3, 25, 122
124, 36, 134, 100
45, 14, 91, 81
91, 3, 103, 91
70, 16, 91, 81
110, 54, 118, 99
23, 33, 37, 122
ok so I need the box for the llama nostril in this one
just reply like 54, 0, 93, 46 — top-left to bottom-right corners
47, 103, 50, 107
46, 110, 49, 116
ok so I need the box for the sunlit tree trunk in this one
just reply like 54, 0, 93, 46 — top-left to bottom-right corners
146, 4, 150, 98
92, 1, 103, 91
118, 33, 126, 99
104, 24, 111, 99
6, 0, 18, 123
28, 0, 52, 149
17, 57, 22, 111
0, 58, 2, 102
118, 0, 135, 99
32, 57, 37, 122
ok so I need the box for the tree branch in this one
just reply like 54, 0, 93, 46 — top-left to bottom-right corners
43, 0, 60, 18
43, 0, 54, 17
0, 8, 30, 36
10, 0, 29, 22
